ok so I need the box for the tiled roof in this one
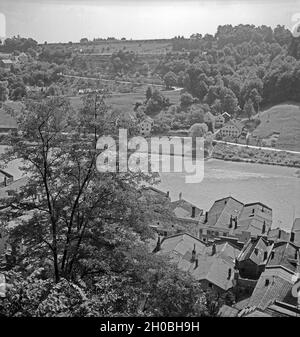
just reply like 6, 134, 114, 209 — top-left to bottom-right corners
0, 177, 28, 200
159, 233, 239, 291
171, 199, 203, 220
160, 232, 207, 257
237, 237, 269, 264
267, 242, 299, 273
218, 305, 239, 317
206, 196, 244, 229
247, 270, 297, 310
189, 255, 235, 290
0, 59, 13, 64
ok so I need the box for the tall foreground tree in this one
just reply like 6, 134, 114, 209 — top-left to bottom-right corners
0, 95, 156, 283
0, 96, 211, 317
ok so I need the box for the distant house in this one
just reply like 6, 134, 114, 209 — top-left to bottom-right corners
139, 116, 153, 136
219, 120, 243, 139
17, 52, 29, 63
0, 59, 13, 70
222, 112, 231, 123
215, 114, 225, 128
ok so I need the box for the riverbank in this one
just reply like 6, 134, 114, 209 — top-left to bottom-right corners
212, 143, 300, 169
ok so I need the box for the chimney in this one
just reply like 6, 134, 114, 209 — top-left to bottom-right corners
179, 192, 182, 200
234, 217, 238, 230
228, 268, 232, 280
153, 236, 161, 253
205, 211, 208, 223
211, 243, 216, 256
191, 244, 196, 262
291, 232, 295, 243
262, 221, 266, 234
229, 215, 233, 228
191, 206, 196, 218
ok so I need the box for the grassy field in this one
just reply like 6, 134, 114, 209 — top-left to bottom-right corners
253, 103, 300, 151
69, 89, 181, 112
49, 40, 173, 55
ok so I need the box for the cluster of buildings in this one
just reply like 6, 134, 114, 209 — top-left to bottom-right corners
142, 187, 300, 317
0, 166, 299, 316
0, 52, 29, 71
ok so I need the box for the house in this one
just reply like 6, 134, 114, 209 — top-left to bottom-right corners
199, 196, 244, 241
219, 120, 243, 139
220, 300, 300, 317
241, 241, 300, 312
17, 52, 29, 63
236, 236, 272, 280
0, 169, 14, 188
222, 112, 231, 123
170, 194, 203, 221
203, 112, 215, 132
139, 116, 153, 136
199, 196, 273, 241
234, 202, 272, 237
0, 59, 13, 70
291, 218, 300, 247
268, 228, 290, 243
215, 114, 225, 128
156, 232, 241, 295
0, 177, 29, 201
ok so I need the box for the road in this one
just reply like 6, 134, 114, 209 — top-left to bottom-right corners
214, 140, 300, 155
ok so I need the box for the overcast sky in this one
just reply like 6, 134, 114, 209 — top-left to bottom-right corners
0, 0, 299, 42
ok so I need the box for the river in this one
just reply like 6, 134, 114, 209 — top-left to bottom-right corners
158, 159, 300, 231
1, 146, 299, 231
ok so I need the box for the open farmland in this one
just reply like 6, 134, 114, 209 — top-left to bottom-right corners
47, 39, 173, 55
253, 103, 300, 151
69, 89, 181, 112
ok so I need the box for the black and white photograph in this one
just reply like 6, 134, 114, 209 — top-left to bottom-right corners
0, 0, 300, 326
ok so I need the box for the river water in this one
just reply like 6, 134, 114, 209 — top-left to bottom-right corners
1, 146, 299, 231
158, 159, 300, 231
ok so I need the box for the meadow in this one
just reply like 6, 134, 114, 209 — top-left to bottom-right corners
253, 103, 300, 151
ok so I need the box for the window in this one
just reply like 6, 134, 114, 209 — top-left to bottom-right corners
208, 282, 213, 288
265, 279, 270, 286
